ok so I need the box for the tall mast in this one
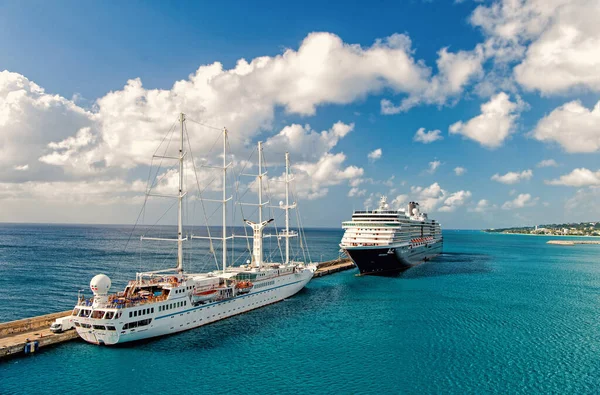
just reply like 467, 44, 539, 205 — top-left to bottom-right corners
285, 152, 290, 265
177, 113, 185, 274
257, 141, 264, 270
222, 127, 228, 274
258, 141, 263, 225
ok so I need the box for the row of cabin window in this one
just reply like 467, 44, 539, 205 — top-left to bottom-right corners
123, 319, 152, 329
129, 307, 154, 318
73, 308, 121, 320
255, 280, 275, 289
158, 300, 187, 312
75, 322, 116, 331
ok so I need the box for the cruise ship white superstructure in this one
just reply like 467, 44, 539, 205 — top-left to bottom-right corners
340, 196, 442, 275
72, 114, 315, 345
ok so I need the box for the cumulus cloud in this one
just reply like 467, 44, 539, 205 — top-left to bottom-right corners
491, 169, 533, 184
1, 32, 441, 178
264, 121, 354, 161
537, 159, 558, 168
413, 128, 443, 144
502, 193, 538, 209
532, 100, 600, 153
0, 71, 94, 179
263, 121, 363, 200
5, 31, 455, 214
367, 148, 382, 162
410, 182, 471, 213
470, 0, 600, 95
449, 92, 523, 148
391, 194, 409, 209
454, 166, 466, 176
469, 199, 497, 213
546, 168, 600, 187
439, 190, 472, 212
382, 44, 485, 113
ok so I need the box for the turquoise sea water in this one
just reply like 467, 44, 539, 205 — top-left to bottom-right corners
1, 225, 600, 394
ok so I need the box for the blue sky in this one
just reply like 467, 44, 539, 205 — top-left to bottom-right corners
1, 0, 599, 229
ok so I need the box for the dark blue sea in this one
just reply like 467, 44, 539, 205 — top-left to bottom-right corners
1, 225, 600, 394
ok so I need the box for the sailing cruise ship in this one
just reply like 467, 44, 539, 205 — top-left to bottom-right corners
340, 196, 442, 275
71, 114, 315, 345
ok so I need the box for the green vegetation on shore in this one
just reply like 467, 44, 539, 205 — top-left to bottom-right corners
485, 222, 600, 236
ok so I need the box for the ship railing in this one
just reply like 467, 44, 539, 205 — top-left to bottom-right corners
106, 293, 170, 309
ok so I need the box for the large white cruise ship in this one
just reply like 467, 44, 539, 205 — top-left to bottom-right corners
71, 114, 315, 345
340, 196, 442, 275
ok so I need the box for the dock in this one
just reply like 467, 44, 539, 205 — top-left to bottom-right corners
0, 310, 79, 359
547, 240, 600, 246
314, 257, 355, 277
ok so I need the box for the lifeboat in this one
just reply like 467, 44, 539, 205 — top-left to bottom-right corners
235, 281, 254, 294
192, 289, 218, 302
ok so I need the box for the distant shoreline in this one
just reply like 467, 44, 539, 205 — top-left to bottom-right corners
482, 231, 600, 238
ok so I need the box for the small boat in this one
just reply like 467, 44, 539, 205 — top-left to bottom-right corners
235, 281, 253, 294
192, 289, 218, 302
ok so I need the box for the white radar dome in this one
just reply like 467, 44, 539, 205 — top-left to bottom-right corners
90, 274, 111, 295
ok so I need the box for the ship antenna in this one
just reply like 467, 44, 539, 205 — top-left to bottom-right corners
177, 113, 185, 274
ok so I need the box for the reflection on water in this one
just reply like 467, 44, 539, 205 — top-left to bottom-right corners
401, 252, 492, 279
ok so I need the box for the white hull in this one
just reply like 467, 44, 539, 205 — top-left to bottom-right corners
75, 269, 313, 345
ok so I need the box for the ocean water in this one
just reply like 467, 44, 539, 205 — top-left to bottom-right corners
1, 225, 600, 394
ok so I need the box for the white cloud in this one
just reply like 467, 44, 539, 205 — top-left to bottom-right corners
439, 190, 472, 212
409, 182, 471, 213
428, 160, 442, 174
391, 194, 409, 209
382, 44, 485, 113
2, 31, 439, 180
413, 128, 443, 144
264, 121, 353, 161
470, 0, 600, 95
546, 168, 600, 187
367, 148, 382, 162
469, 199, 497, 213
449, 92, 523, 148
513, 1, 600, 94
491, 169, 533, 184
537, 159, 558, 168
454, 166, 466, 176
411, 183, 446, 212
532, 100, 600, 153
0, 71, 94, 179
502, 193, 538, 209
262, 120, 363, 201
13, 164, 29, 171
287, 153, 364, 200
565, 186, 600, 220
348, 187, 367, 197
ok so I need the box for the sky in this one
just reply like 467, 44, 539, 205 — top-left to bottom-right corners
1, 0, 600, 229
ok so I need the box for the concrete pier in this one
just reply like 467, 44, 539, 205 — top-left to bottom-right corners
314, 257, 355, 277
547, 240, 600, 246
0, 311, 79, 359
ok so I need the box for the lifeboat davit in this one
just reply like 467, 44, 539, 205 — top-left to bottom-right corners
192, 289, 218, 302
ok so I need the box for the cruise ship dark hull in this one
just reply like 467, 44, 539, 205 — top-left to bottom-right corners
344, 241, 443, 276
